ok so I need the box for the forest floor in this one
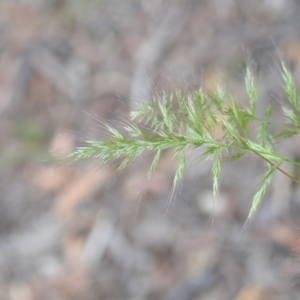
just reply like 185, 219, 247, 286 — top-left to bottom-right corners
1, 0, 300, 299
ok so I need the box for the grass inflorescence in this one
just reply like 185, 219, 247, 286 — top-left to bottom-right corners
71, 62, 300, 219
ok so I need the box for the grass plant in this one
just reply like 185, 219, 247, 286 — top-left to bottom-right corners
71, 62, 300, 219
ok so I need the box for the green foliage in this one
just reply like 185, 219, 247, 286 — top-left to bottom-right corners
71, 62, 300, 219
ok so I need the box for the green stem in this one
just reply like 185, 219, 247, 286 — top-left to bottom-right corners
211, 135, 300, 185
251, 149, 300, 186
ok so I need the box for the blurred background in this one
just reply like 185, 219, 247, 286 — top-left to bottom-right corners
1, 0, 300, 299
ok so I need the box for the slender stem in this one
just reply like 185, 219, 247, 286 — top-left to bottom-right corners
251, 149, 300, 186
223, 135, 300, 185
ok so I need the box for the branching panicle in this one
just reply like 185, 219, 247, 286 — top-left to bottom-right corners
71, 61, 300, 220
